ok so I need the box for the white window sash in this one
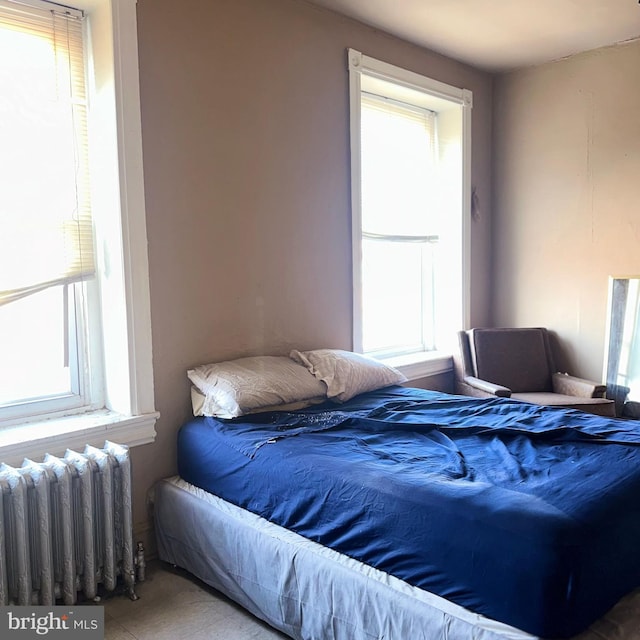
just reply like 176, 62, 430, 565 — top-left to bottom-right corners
0, 0, 95, 308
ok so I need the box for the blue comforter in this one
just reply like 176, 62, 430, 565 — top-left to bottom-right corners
177, 386, 640, 638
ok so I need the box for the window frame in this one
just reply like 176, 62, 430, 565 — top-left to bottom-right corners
348, 49, 472, 377
0, 0, 158, 464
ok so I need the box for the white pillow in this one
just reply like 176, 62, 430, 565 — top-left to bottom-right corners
289, 349, 407, 402
187, 356, 327, 419
190, 387, 324, 418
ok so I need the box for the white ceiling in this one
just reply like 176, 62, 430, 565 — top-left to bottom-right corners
304, 0, 640, 72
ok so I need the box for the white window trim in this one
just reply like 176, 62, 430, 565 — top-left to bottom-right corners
348, 49, 472, 368
386, 352, 453, 382
0, 0, 158, 465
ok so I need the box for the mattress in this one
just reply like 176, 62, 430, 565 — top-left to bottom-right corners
176, 386, 640, 638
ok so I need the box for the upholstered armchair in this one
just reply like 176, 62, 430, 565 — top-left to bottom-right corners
455, 328, 616, 417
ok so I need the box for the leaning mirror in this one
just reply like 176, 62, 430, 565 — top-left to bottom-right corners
604, 276, 640, 418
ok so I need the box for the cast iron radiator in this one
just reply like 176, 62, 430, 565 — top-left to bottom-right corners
0, 441, 139, 605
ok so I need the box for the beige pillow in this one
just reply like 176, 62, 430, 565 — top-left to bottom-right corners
187, 356, 327, 419
289, 349, 407, 402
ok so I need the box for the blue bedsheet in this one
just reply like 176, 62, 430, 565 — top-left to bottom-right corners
177, 386, 640, 638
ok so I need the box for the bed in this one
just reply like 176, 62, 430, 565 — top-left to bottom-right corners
154, 351, 640, 640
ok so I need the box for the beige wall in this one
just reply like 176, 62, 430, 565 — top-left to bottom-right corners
131, 0, 493, 538
492, 40, 640, 380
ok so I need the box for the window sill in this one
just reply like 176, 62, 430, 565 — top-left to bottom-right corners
383, 351, 453, 381
0, 410, 159, 467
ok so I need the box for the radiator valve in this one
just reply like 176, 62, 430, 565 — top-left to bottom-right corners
135, 541, 146, 583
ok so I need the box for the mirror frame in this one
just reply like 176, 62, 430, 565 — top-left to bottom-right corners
603, 276, 640, 418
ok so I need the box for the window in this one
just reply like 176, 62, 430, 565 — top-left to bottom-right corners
0, 0, 95, 420
0, 0, 157, 463
348, 50, 472, 369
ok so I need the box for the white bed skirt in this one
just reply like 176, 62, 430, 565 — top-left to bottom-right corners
153, 477, 640, 640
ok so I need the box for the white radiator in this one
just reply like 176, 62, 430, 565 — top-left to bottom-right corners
0, 441, 139, 605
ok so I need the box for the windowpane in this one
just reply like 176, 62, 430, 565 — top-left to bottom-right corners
0, 285, 74, 406
362, 239, 434, 354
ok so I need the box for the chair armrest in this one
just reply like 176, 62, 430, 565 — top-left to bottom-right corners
463, 376, 511, 397
552, 372, 607, 398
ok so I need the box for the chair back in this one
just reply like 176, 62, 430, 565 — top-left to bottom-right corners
463, 328, 555, 392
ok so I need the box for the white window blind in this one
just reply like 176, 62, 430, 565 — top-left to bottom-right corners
361, 93, 437, 240
0, 0, 94, 307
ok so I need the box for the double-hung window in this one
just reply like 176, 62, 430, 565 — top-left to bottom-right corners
359, 94, 439, 356
0, 1, 94, 420
0, 0, 157, 462
349, 50, 472, 372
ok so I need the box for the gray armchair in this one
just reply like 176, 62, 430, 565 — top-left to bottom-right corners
455, 327, 616, 417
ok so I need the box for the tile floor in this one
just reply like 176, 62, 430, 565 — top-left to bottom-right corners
103, 560, 287, 640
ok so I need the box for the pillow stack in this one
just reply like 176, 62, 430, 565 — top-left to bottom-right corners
188, 349, 406, 418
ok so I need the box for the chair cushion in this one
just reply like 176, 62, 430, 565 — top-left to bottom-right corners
511, 392, 616, 417
469, 328, 552, 392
